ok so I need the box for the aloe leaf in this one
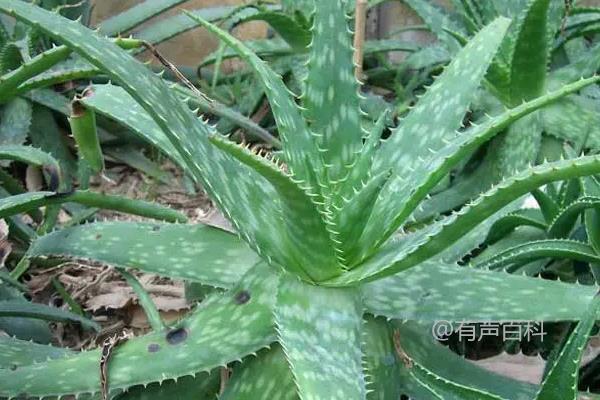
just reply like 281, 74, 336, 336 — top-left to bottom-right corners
69, 96, 104, 174
14, 56, 97, 94
174, 84, 280, 147
221, 345, 297, 400
586, 208, 600, 255
119, 270, 164, 331
275, 275, 366, 400
105, 145, 171, 184
97, 0, 188, 36
0, 191, 186, 222
26, 221, 259, 289
0, 300, 99, 331
21, 70, 279, 146
0, 97, 31, 146
493, 113, 542, 178
532, 188, 561, 223
535, 293, 600, 400
475, 239, 600, 271
362, 259, 598, 322
28, 104, 77, 186
374, 18, 509, 179
486, 208, 547, 243
549, 42, 600, 88
0, 144, 59, 171
0, 1, 289, 266
333, 171, 390, 263
508, 0, 550, 104
331, 155, 600, 285
117, 372, 220, 400
0, 284, 52, 343
361, 76, 600, 260
0, 38, 141, 101
396, 321, 537, 400
0, 263, 278, 398
542, 96, 600, 152
79, 84, 184, 168
0, 45, 70, 102
185, 11, 320, 191
362, 316, 402, 399
408, 361, 507, 399
302, 0, 362, 187
548, 196, 600, 238
209, 135, 340, 281
0, 335, 72, 369
24, 88, 70, 115
235, 10, 310, 51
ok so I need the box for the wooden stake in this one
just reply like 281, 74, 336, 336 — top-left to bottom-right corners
353, 0, 368, 81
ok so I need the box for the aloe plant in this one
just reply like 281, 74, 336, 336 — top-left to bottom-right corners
404, 0, 600, 220
1, 1, 600, 399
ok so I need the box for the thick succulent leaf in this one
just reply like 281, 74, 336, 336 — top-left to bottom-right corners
407, 361, 506, 399
28, 104, 77, 186
118, 372, 220, 400
549, 42, 600, 88
0, 335, 73, 368
333, 172, 390, 264
0, 191, 186, 222
25, 88, 70, 115
360, 76, 599, 261
493, 113, 542, 178
209, 136, 342, 281
586, 208, 600, 255
26, 221, 259, 289
275, 274, 366, 400
532, 188, 561, 223
486, 208, 547, 243
338, 110, 388, 202
302, 0, 362, 187
0, 284, 52, 344
508, 0, 550, 104
0, 1, 289, 267
474, 239, 600, 271
330, 154, 600, 285
0, 300, 99, 331
395, 321, 538, 400
362, 260, 598, 322
15, 55, 97, 94
0, 263, 278, 398
0, 144, 59, 171
548, 196, 600, 238
373, 18, 510, 179
535, 293, 600, 400
22, 72, 277, 145
97, 0, 188, 35
0, 97, 31, 146
221, 345, 297, 400
235, 10, 310, 51
0, 45, 70, 101
542, 95, 600, 151
185, 11, 320, 192
361, 316, 403, 399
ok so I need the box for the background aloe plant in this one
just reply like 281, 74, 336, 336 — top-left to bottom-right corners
1, 1, 600, 399
403, 0, 600, 221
